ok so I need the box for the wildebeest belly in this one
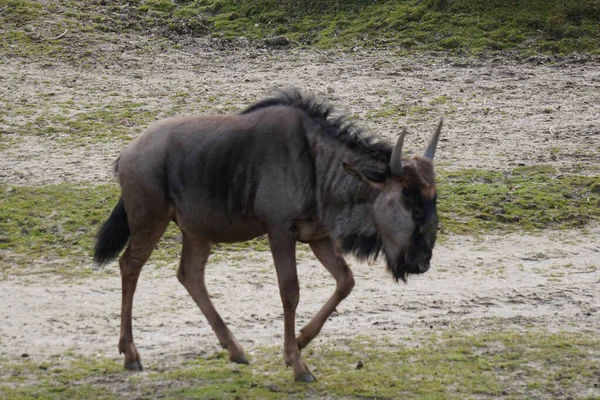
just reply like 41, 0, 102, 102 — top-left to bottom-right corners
173, 201, 267, 242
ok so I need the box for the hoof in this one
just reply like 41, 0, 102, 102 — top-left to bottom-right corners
124, 361, 143, 371
230, 354, 250, 365
295, 372, 316, 383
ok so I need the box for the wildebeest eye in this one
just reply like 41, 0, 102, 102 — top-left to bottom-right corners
402, 188, 420, 210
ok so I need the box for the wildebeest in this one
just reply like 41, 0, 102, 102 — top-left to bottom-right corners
94, 90, 443, 382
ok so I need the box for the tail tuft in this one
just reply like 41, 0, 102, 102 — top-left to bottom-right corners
94, 198, 130, 265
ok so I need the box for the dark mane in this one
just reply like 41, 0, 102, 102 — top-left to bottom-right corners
241, 89, 393, 164
340, 233, 383, 262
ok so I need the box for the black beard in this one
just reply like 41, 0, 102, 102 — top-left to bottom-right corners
385, 251, 408, 283
339, 233, 383, 261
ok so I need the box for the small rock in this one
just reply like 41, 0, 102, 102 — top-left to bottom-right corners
266, 384, 281, 392
327, 87, 335, 94
464, 78, 475, 84
264, 36, 289, 47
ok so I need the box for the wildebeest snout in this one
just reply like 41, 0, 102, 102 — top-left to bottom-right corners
416, 261, 430, 273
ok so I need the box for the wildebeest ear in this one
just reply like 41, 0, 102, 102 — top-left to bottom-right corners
343, 163, 386, 188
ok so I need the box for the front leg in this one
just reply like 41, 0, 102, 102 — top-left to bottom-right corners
268, 230, 316, 382
297, 237, 355, 350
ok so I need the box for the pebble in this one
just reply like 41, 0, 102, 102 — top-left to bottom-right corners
264, 36, 290, 47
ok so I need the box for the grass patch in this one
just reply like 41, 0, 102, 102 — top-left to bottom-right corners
0, 0, 42, 24
0, 184, 121, 279
23, 101, 159, 143
1, 0, 599, 59
0, 88, 162, 145
0, 352, 124, 400
437, 165, 600, 234
367, 101, 436, 120
1, 165, 599, 278
0, 90, 242, 146
168, 0, 600, 53
1, 330, 598, 399
0, 134, 21, 152
0, 183, 272, 280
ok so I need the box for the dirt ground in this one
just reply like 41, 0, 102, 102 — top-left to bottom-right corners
1, 43, 599, 376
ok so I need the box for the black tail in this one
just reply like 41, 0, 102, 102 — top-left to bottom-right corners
94, 198, 130, 265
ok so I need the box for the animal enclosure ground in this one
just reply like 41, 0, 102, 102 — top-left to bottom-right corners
1, 41, 599, 398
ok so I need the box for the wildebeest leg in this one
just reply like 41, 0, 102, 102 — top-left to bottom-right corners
119, 222, 169, 371
297, 237, 355, 350
268, 231, 315, 382
176, 233, 248, 365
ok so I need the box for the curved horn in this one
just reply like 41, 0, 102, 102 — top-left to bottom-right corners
423, 118, 443, 161
390, 128, 408, 176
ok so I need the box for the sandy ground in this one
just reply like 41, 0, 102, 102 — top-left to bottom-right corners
1, 227, 599, 365
2, 48, 599, 185
0, 44, 599, 376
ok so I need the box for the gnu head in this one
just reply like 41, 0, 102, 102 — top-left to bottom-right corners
344, 119, 443, 282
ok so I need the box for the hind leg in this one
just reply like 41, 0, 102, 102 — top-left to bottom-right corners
118, 220, 170, 371
176, 232, 248, 364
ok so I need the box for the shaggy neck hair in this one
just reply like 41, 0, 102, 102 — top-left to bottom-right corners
242, 89, 393, 263
241, 89, 392, 163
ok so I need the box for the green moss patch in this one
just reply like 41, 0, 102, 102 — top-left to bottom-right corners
0, 96, 158, 145
0, 90, 243, 147
0, 0, 42, 24
1, 0, 599, 59
0, 183, 271, 280
0, 184, 120, 279
27, 101, 158, 143
0, 353, 124, 400
162, 0, 600, 53
437, 165, 600, 234
1, 330, 598, 399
